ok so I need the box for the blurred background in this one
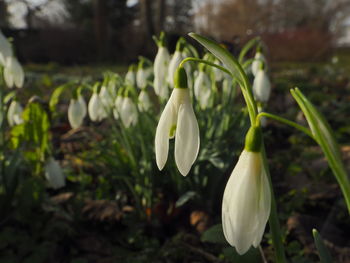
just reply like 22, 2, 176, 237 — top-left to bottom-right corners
2, 0, 350, 64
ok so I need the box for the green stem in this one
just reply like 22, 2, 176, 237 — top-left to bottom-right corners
261, 143, 287, 263
256, 112, 314, 139
179, 57, 258, 125
179, 57, 232, 79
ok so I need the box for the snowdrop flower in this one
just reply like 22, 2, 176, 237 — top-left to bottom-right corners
125, 65, 136, 86
4, 56, 24, 88
113, 95, 124, 120
194, 69, 212, 109
45, 157, 66, 189
154, 34, 170, 99
251, 50, 266, 77
7, 100, 23, 126
120, 97, 138, 127
99, 85, 113, 111
213, 58, 224, 82
136, 59, 152, 89
68, 95, 86, 129
138, 89, 152, 112
167, 38, 186, 88
0, 30, 13, 66
88, 91, 107, 122
222, 126, 271, 255
253, 68, 271, 103
155, 67, 199, 176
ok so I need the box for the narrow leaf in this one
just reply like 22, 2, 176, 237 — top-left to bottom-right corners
49, 83, 71, 113
189, 33, 240, 78
238, 37, 259, 63
291, 88, 350, 213
312, 229, 333, 263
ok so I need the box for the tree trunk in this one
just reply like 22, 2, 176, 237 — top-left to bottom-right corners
0, 0, 8, 27
93, 0, 109, 60
156, 0, 166, 34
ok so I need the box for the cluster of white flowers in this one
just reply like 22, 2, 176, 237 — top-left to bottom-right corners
64, 33, 274, 255
154, 37, 273, 255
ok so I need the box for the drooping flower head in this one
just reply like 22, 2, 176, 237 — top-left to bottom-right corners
222, 126, 271, 255
88, 84, 107, 122
138, 89, 152, 112
251, 46, 266, 77
155, 67, 200, 176
167, 38, 186, 88
153, 32, 170, 99
7, 99, 23, 126
125, 64, 137, 87
45, 157, 66, 189
137, 57, 152, 89
252, 64, 271, 103
0, 30, 13, 66
4, 56, 24, 88
68, 88, 87, 129
120, 95, 138, 128
194, 64, 212, 109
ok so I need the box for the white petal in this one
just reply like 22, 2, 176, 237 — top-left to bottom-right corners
13, 58, 24, 88
121, 97, 138, 127
155, 98, 176, 170
138, 90, 152, 111
253, 70, 271, 103
3, 60, 14, 88
174, 102, 200, 176
167, 51, 183, 87
0, 31, 13, 66
222, 151, 270, 255
88, 93, 103, 121
154, 47, 170, 97
68, 99, 84, 129
45, 158, 66, 189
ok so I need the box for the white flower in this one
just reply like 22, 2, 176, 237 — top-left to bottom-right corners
99, 86, 113, 110
154, 46, 170, 98
0, 30, 13, 66
138, 90, 152, 112
4, 56, 24, 88
194, 71, 212, 109
167, 51, 184, 87
222, 150, 271, 255
213, 59, 224, 82
136, 67, 152, 89
113, 95, 124, 120
155, 88, 200, 176
125, 66, 136, 86
45, 158, 66, 189
68, 96, 87, 129
120, 97, 138, 127
251, 51, 266, 77
253, 69, 271, 103
7, 100, 23, 126
88, 93, 107, 122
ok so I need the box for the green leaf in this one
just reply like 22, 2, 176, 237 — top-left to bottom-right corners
312, 229, 333, 263
238, 37, 259, 63
49, 83, 71, 114
189, 33, 240, 80
291, 88, 350, 213
175, 191, 197, 207
4, 91, 16, 104
200, 224, 227, 244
